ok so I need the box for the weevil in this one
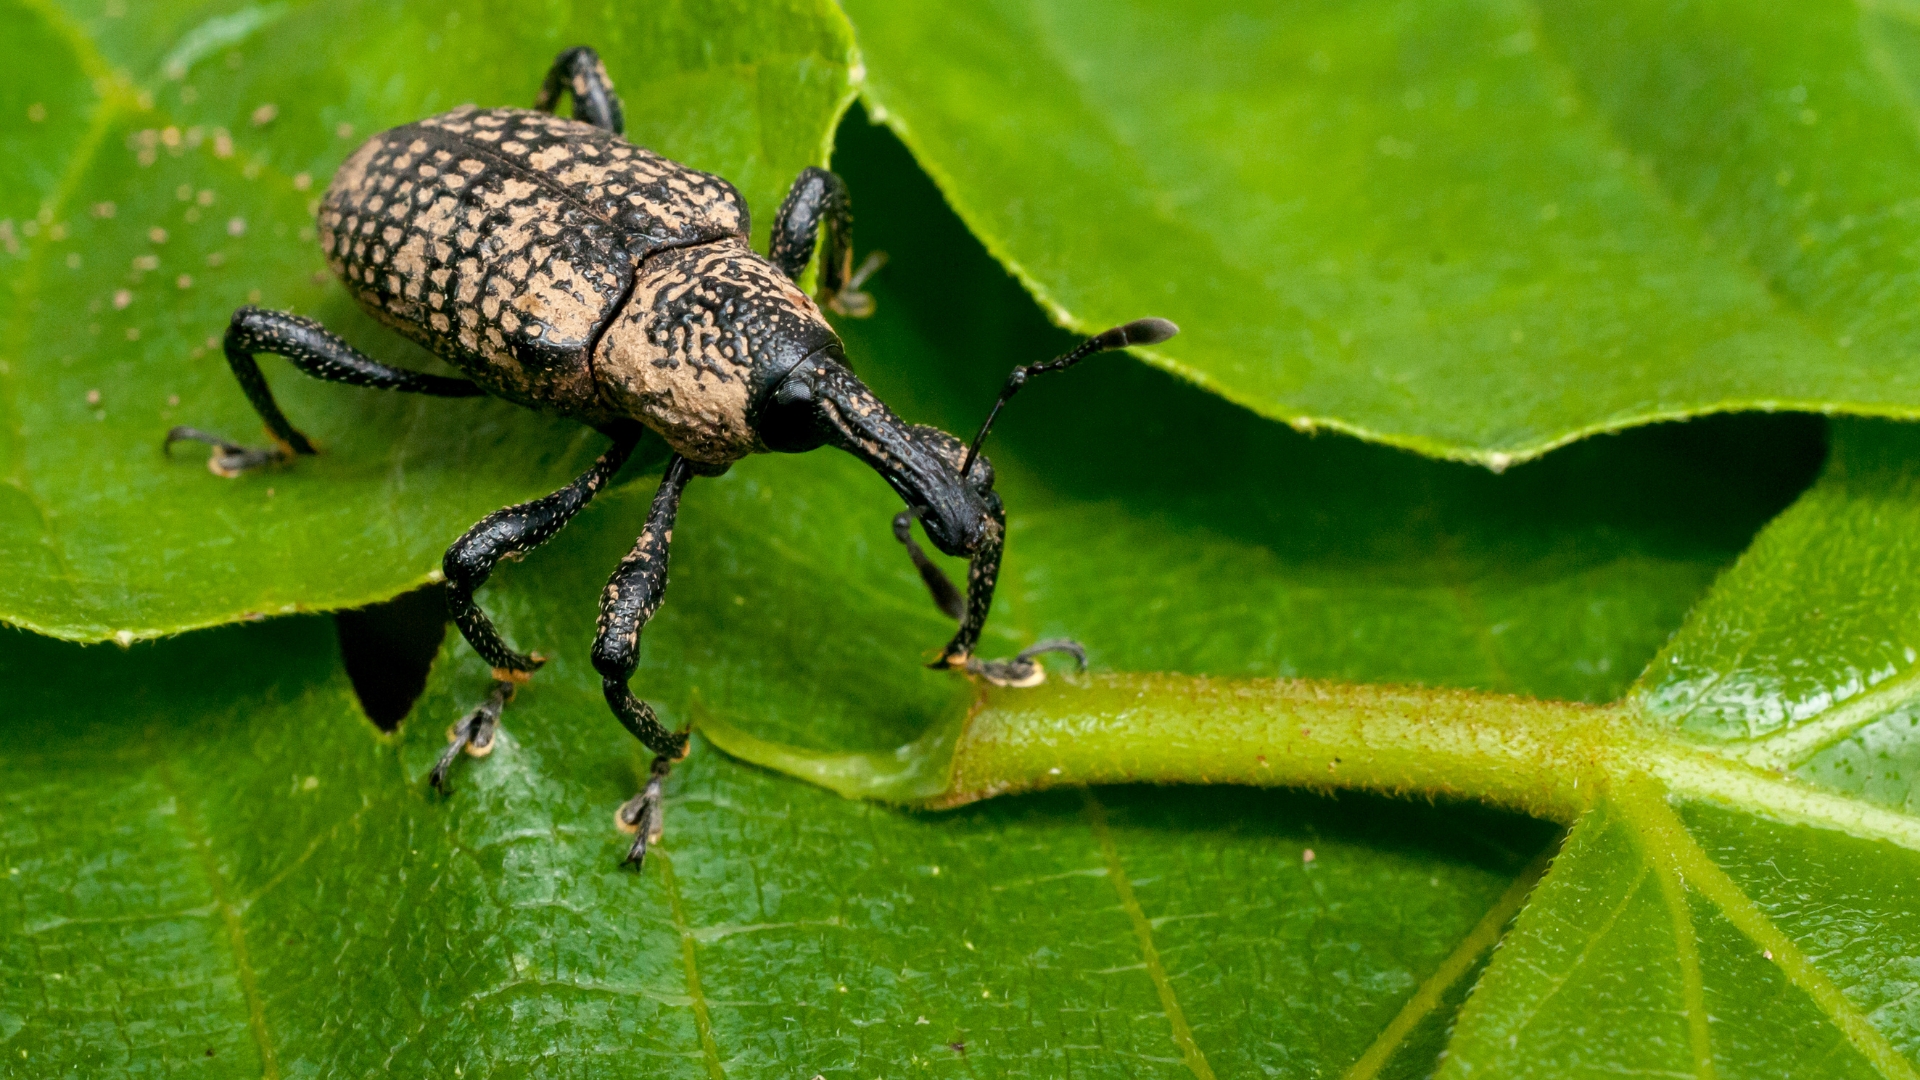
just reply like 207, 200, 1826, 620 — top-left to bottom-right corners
168, 47, 1177, 866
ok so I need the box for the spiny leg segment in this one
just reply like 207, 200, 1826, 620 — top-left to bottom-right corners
165, 306, 483, 476
534, 45, 625, 134
444, 428, 643, 678
591, 455, 696, 866
430, 427, 644, 791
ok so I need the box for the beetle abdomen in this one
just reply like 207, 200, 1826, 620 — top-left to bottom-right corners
318, 106, 749, 418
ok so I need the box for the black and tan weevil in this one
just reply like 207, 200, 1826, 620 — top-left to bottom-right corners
167, 46, 1177, 867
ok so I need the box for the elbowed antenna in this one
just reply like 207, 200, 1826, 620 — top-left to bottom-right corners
958, 318, 1179, 479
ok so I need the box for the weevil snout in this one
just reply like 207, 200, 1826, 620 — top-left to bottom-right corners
765, 356, 995, 557
893, 424, 995, 557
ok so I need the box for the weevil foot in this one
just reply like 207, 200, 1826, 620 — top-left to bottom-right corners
430, 680, 515, 793
616, 753, 675, 868
163, 426, 295, 477
960, 638, 1088, 688
826, 251, 887, 318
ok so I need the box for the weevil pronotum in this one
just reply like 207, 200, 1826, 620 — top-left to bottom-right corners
168, 46, 1177, 866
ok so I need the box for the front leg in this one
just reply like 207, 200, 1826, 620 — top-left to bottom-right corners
591, 456, 696, 867
769, 166, 884, 317
926, 493, 1086, 687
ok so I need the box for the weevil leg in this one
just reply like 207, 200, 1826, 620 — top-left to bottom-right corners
926, 492, 1087, 687
769, 166, 884, 317
163, 426, 289, 477
614, 753, 674, 865
892, 510, 965, 621
591, 455, 697, 868
172, 306, 485, 477
535, 46, 625, 135
964, 639, 1088, 688
430, 680, 513, 792
430, 428, 644, 790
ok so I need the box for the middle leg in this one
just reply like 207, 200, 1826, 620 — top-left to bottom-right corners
591, 455, 696, 867
769, 166, 885, 317
431, 427, 643, 791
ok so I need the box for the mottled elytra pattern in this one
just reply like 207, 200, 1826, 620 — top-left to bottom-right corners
319, 106, 748, 420
598, 238, 839, 464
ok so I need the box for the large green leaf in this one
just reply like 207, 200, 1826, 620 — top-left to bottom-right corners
704, 419, 1920, 1076
1435, 422, 1920, 1075
0, 0, 853, 641
0, 104, 1826, 1076
0, 617, 1559, 1076
839, 0, 1920, 465
8, 4, 1910, 1073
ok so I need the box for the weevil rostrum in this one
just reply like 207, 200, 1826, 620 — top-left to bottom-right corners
168, 47, 1178, 867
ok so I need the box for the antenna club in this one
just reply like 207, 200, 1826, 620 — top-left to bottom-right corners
1093, 317, 1180, 351
1121, 317, 1180, 345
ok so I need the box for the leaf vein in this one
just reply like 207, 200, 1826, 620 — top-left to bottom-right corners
1623, 781, 1920, 1079
1081, 787, 1217, 1080
1341, 840, 1558, 1080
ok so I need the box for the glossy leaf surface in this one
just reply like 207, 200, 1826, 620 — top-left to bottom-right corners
840, 0, 1920, 464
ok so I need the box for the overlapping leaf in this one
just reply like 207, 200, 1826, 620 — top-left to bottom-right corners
840, 0, 1920, 464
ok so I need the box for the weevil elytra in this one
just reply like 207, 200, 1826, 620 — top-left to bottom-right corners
168, 47, 1177, 866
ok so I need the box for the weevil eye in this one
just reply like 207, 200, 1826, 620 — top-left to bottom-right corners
757, 366, 829, 453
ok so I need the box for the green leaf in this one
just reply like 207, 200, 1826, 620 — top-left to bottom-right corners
0, 617, 1561, 1075
0, 0, 854, 641
710, 417, 1920, 1076
0, 112, 1839, 1075
7, 6, 1903, 1072
838, 0, 1920, 465
1447, 418, 1920, 1074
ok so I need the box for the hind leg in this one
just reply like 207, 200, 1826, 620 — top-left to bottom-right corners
168, 306, 482, 476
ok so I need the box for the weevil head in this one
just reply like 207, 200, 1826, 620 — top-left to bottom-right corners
755, 354, 995, 556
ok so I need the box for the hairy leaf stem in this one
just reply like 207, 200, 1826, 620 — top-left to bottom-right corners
701, 672, 1920, 853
